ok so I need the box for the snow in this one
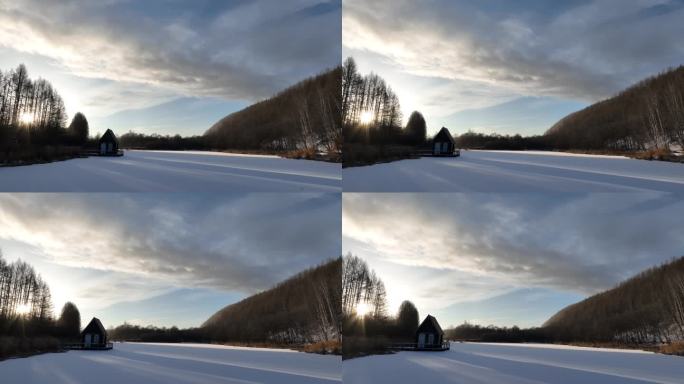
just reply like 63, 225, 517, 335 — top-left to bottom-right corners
0, 150, 341, 192
343, 342, 684, 384
343, 150, 684, 192
0, 342, 341, 384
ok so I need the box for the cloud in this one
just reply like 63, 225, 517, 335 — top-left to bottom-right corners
0, 0, 341, 102
0, 193, 341, 294
343, 0, 684, 128
343, 193, 684, 296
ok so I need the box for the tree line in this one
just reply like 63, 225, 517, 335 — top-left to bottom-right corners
107, 259, 342, 354
201, 258, 341, 347
455, 131, 550, 150
342, 58, 427, 147
0, 249, 82, 359
0, 65, 93, 164
204, 67, 341, 160
544, 256, 684, 345
445, 323, 550, 343
444, 257, 684, 348
342, 254, 424, 358
547, 66, 684, 152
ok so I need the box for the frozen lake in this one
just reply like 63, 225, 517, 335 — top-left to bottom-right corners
0, 342, 341, 384
343, 342, 684, 384
343, 150, 684, 192
0, 150, 341, 192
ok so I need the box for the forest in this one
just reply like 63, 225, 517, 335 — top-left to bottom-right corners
0, 64, 93, 164
442, 257, 684, 355
546, 66, 684, 153
342, 254, 424, 359
342, 58, 428, 166
204, 67, 342, 161
0, 249, 81, 360
202, 258, 341, 353
457, 66, 684, 157
544, 257, 684, 346
112, 258, 343, 354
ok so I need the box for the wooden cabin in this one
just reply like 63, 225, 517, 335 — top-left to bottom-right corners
98, 129, 120, 156
82, 317, 108, 348
432, 127, 457, 156
416, 315, 444, 349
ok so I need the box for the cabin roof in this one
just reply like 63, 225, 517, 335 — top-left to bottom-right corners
99, 129, 118, 144
82, 317, 106, 336
417, 314, 444, 335
433, 127, 455, 144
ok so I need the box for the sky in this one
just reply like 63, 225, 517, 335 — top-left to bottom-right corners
343, 0, 684, 136
343, 193, 684, 328
0, 0, 341, 137
0, 193, 341, 328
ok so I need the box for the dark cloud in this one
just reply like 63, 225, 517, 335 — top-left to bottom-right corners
343, 193, 684, 295
0, 0, 341, 101
0, 193, 341, 294
344, 0, 684, 101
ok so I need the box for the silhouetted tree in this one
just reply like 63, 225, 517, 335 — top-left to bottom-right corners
404, 111, 427, 145
68, 112, 89, 145
396, 300, 419, 339
58, 302, 81, 339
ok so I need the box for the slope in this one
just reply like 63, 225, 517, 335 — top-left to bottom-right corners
544, 257, 684, 343
202, 258, 341, 345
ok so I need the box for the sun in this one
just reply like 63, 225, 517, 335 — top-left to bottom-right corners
16, 303, 31, 316
19, 112, 34, 125
359, 110, 374, 125
356, 302, 371, 317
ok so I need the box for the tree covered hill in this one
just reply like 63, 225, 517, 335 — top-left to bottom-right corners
546, 66, 684, 151
544, 257, 684, 344
204, 67, 341, 158
201, 258, 341, 346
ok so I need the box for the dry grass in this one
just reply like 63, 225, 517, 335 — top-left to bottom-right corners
561, 148, 684, 162
302, 340, 341, 355
660, 341, 684, 356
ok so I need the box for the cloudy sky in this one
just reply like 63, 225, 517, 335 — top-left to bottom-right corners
0, 193, 341, 328
343, 0, 684, 136
0, 0, 341, 136
343, 193, 684, 328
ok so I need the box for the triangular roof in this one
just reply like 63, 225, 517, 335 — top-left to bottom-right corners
433, 127, 455, 144
99, 129, 118, 144
81, 317, 106, 336
417, 315, 444, 335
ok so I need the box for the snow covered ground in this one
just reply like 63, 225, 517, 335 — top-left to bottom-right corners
344, 343, 684, 384
0, 150, 341, 192
343, 150, 684, 192
0, 342, 341, 384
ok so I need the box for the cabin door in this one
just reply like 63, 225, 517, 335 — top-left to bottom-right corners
442, 143, 449, 154
434, 142, 440, 155
418, 333, 426, 348
100, 143, 107, 155
428, 333, 435, 346
94, 334, 100, 345
84, 334, 92, 347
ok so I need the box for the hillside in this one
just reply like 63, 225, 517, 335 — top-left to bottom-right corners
202, 258, 341, 346
546, 66, 684, 151
204, 68, 341, 157
544, 257, 684, 344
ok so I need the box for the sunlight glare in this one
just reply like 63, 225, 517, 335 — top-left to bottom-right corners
356, 302, 371, 317
17, 303, 31, 316
19, 112, 34, 125
359, 110, 374, 125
